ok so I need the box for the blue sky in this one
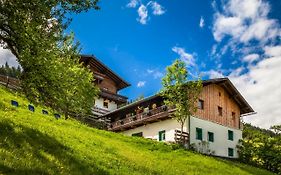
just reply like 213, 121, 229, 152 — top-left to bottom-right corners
1, 0, 281, 128
68, 0, 219, 99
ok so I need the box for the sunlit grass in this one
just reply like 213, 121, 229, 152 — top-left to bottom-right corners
0, 86, 274, 175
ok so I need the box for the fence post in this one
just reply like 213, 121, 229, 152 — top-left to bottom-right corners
6, 76, 9, 88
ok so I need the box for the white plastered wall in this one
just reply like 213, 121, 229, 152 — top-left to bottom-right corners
189, 116, 242, 158
122, 118, 188, 142
94, 97, 117, 111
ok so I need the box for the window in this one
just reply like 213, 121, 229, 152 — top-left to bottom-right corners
228, 130, 234, 141
196, 128, 203, 140
219, 92, 221, 97
103, 100, 109, 108
159, 130, 166, 141
218, 106, 223, 116
228, 148, 234, 157
198, 99, 204, 110
132, 132, 143, 137
208, 132, 214, 142
232, 112, 236, 120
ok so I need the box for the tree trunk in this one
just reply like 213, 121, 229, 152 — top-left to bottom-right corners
65, 110, 69, 120
180, 122, 184, 145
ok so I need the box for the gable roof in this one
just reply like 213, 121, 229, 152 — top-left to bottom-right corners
202, 78, 254, 114
80, 55, 131, 91
101, 78, 254, 117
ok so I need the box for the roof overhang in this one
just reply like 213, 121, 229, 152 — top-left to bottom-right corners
99, 89, 128, 104
80, 55, 131, 91
202, 78, 254, 115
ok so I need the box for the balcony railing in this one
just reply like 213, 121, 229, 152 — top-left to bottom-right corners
92, 106, 110, 116
109, 105, 175, 131
174, 130, 189, 144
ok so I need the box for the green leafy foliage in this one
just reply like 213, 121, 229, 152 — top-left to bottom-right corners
161, 59, 202, 143
0, 86, 274, 175
238, 123, 281, 174
0, 0, 100, 117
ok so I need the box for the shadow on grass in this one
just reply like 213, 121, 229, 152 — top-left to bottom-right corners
0, 119, 109, 175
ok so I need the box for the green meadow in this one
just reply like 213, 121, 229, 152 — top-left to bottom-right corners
0, 87, 274, 175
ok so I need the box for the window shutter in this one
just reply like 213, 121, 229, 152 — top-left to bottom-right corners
228, 130, 234, 141
196, 128, 203, 140
228, 148, 234, 157
159, 130, 165, 141
208, 132, 214, 142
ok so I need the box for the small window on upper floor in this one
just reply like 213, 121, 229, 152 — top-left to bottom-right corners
232, 112, 236, 120
103, 100, 109, 108
218, 106, 223, 116
198, 99, 204, 110
219, 92, 221, 97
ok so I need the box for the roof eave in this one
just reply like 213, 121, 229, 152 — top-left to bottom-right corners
80, 54, 131, 90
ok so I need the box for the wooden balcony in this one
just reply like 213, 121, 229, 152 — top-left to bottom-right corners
92, 106, 110, 116
109, 105, 175, 132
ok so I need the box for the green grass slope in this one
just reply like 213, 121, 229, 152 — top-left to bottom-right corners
0, 87, 274, 175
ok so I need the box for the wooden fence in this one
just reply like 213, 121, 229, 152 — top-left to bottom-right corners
174, 130, 189, 144
0, 74, 20, 90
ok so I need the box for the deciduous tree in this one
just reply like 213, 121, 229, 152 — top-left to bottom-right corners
0, 0, 100, 118
161, 59, 202, 145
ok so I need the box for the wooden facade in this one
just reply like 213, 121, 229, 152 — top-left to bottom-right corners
80, 55, 130, 105
196, 83, 241, 129
103, 78, 254, 131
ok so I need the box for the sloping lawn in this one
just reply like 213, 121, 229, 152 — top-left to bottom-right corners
0, 87, 274, 175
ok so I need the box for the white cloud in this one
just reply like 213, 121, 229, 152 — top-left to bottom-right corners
127, 0, 139, 8
242, 54, 259, 63
127, 1, 165, 25
199, 16, 205, 28
203, 70, 225, 79
172, 47, 196, 67
240, 19, 279, 43
146, 69, 163, 79
149, 1, 165, 15
264, 45, 281, 57
229, 54, 281, 129
212, 0, 280, 49
213, 15, 245, 42
137, 4, 148, 24
211, 0, 281, 128
0, 47, 19, 67
137, 81, 146, 88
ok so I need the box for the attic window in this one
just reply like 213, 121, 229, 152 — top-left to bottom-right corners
232, 112, 236, 120
218, 106, 223, 116
198, 99, 204, 110
103, 100, 109, 108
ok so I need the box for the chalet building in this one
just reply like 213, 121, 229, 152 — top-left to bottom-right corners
80, 55, 130, 117
101, 78, 254, 158
80, 55, 254, 158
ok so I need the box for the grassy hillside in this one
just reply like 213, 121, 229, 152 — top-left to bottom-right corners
0, 87, 274, 175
